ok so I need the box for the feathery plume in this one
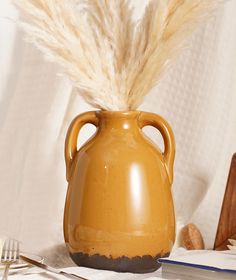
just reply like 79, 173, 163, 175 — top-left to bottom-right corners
15, 0, 224, 110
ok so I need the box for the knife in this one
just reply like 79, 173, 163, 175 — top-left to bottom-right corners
20, 254, 88, 280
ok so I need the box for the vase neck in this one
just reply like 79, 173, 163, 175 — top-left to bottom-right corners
96, 111, 140, 133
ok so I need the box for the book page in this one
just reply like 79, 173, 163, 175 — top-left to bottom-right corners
161, 249, 236, 272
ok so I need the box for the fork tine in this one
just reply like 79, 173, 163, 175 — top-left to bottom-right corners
13, 240, 19, 262
8, 240, 13, 262
12, 240, 16, 262
3, 239, 10, 262
1, 240, 5, 260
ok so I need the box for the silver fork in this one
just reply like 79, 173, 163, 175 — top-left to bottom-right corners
1, 239, 20, 280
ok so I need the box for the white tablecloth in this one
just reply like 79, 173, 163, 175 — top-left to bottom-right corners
3, 266, 167, 280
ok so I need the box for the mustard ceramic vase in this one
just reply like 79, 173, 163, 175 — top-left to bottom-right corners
64, 110, 176, 273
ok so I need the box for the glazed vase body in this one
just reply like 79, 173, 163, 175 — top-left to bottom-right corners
64, 111, 176, 273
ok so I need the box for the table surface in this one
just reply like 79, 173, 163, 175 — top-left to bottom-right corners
1, 265, 174, 280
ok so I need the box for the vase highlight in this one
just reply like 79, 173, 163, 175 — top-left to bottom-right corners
64, 110, 175, 273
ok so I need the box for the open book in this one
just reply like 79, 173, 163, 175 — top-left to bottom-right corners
159, 249, 236, 280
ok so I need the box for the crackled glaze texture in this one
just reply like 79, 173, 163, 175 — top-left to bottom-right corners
64, 110, 176, 273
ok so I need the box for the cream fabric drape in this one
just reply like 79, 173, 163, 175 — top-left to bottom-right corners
0, 0, 236, 264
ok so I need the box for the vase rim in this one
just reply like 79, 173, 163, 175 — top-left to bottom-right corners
96, 110, 140, 118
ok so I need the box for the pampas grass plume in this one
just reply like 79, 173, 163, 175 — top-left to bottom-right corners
15, 0, 223, 110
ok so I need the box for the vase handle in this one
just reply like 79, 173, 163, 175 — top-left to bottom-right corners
65, 111, 99, 181
138, 112, 176, 185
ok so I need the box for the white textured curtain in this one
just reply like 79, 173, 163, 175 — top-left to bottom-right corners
0, 0, 236, 263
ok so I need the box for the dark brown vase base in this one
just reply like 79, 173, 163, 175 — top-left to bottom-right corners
70, 252, 170, 273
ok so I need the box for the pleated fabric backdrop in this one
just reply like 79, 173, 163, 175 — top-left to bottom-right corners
0, 0, 236, 265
